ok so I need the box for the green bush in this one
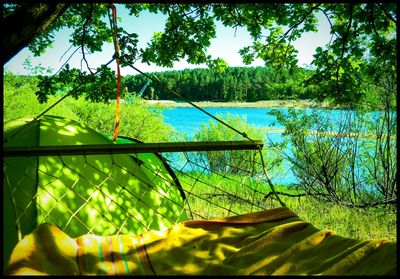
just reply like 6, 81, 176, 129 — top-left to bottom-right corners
191, 114, 282, 176
3, 72, 77, 122
269, 108, 397, 209
3, 72, 176, 143
68, 97, 176, 142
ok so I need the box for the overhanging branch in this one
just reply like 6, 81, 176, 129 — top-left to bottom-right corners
2, 3, 69, 65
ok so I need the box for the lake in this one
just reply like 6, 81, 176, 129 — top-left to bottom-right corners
160, 107, 394, 186
161, 107, 287, 137
160, 107, 376, 137
159, 107, 325, 186
160, 107, 293, 185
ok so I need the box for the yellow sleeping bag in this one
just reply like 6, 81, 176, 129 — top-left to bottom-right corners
6, 207, 396, 275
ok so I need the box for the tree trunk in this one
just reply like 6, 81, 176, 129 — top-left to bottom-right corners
2, 3, 69, 65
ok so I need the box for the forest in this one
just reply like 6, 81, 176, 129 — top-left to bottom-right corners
123, 66, 316, 102
8, 66, 316, 103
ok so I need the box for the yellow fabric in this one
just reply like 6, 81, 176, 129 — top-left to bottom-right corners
6, 207, 396, 275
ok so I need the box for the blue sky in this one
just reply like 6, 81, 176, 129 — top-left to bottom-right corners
4, 5, 331, 76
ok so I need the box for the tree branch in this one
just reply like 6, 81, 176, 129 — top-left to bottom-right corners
369, 4, 381, 38
2, 3, 69, 65
81, 3, 94, 74
378, 3, 397, 23
316, 7, 338, 45
280, 3, 321, 40
255, 3, 321, 68
335, 4, 353, 97
229, 4, 244, 31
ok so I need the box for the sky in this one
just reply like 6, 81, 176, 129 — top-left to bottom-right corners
4, 5, 332, 76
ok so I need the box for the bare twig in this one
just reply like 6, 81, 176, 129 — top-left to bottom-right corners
316, 7, 338, 45
59, 43, 75, 62
81, 3, 94, 75
54, 46, 80, 76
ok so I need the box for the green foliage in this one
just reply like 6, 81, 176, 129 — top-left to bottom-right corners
30, 4, 113, 57
3, 72, 176, 143
269, 108, 397, 208
191, 114, 282, 177
123, 66, 314, 102
35, 64, 116, 104
23, 56, 54, 76
118, 30, 139, 68
69, 97, 175, 143
304, 4, 396, 107
137, 4, 216, 68
7, 3, 395, 107
3, 71, 76, 122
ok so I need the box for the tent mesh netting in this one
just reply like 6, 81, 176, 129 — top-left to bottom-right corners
4, 135, 282, 240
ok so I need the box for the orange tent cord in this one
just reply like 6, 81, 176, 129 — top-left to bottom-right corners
109, 3, 121, 142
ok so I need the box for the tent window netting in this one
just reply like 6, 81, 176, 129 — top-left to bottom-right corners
3, 115, 283, 266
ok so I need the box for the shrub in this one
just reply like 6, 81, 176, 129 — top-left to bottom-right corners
191, 113, 282, 177
3, 72, 176, 143
269, 108, 396, 209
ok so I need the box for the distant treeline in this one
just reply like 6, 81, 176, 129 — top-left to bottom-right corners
123, 66, 317, 102
4, 66, 318, 103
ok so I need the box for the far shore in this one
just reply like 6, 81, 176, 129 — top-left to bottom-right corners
145, 99, 338, 109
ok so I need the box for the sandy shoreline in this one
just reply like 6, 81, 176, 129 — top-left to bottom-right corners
146, 99, 332, 109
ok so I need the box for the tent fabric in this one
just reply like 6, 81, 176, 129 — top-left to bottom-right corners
101, 134, 187, 202
6, 207, 396, 276
3, 115, 188, 267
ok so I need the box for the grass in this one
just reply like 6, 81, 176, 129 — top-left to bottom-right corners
279, 192, 397, 241
176, 171, 397, 242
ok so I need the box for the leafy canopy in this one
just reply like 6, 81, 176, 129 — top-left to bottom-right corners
5, 3, 397, 106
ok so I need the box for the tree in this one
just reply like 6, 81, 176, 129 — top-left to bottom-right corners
3, 3, 396, 106
2, 3, 69, 65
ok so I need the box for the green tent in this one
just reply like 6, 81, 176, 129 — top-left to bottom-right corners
3, 115, 188, 266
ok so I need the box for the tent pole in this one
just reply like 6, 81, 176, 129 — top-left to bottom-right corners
4, 140, 264, 157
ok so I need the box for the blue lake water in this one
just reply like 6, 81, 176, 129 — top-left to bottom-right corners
160, 107, 393, 186
160, 107, 375, 137
159, 107, 320, 185
161, 107, 287, 137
